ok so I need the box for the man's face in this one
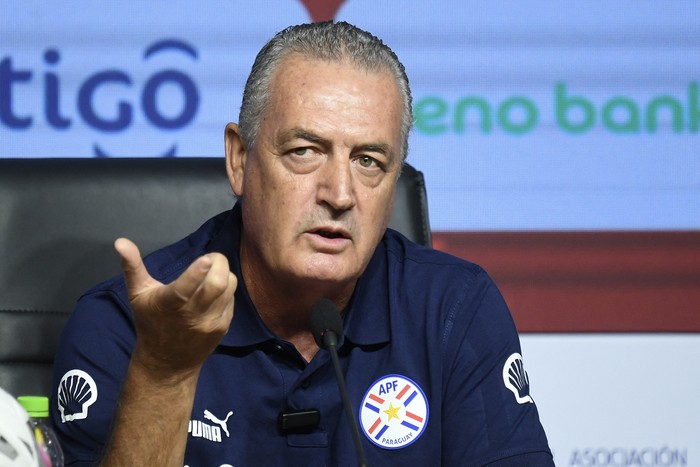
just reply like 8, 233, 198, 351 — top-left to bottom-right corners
226, 55, 403, 295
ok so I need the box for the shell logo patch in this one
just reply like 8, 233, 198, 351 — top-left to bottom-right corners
57, 369, 98, 423
502, 353, 534, 404
359, 374, 429, 449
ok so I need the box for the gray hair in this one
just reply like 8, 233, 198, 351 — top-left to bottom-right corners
238, 21, 413, 160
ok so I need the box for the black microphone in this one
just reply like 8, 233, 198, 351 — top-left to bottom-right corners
310, 299, 368, 467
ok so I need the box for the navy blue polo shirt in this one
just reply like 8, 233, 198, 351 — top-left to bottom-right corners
51, 204, 553, 466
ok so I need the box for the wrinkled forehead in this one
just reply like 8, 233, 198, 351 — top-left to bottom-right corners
269, 52, 399, 99
265, 56, 404, 159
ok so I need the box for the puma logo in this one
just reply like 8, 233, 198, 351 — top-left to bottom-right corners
204, 409, 234, 438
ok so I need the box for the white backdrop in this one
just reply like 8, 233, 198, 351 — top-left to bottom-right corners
521, 334, 699, 466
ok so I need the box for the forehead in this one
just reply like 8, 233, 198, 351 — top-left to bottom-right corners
270, 52, 396, 91
263, 54, 403, 153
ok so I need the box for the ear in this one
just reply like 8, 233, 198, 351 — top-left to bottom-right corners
224, 122, 247, 197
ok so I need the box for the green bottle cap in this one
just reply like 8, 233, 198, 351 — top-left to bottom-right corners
17, 395, 50, 418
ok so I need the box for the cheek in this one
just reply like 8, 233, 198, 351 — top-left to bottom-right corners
366, 195, 396, 241
260, 183, 314, 238
363, 186, 395, 222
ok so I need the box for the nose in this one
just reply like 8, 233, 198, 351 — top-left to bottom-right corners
318, 158, 355, 212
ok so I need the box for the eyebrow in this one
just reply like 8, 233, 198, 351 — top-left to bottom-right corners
279, 127, 392, 156
281, 128, 329, 147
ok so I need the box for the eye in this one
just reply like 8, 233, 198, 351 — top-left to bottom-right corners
357, 156, 376, 168
292, 147, 309, 156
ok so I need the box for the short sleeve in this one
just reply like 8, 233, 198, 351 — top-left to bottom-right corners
50, 283, 135, 466
440, 271, 553, 466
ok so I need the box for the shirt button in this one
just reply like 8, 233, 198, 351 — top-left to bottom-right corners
301, 379, 311, 389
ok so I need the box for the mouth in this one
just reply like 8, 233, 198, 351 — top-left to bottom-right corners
309, 226, 351, 241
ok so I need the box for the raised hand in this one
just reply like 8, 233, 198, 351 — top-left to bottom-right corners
114, 237, 237, 377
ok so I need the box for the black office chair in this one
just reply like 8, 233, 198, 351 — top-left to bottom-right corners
0, 157, 431, 397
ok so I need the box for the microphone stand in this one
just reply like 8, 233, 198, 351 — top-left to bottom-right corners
323, 332, 368, 467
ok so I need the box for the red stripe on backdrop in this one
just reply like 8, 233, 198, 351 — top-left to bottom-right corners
432, 231, 700, 333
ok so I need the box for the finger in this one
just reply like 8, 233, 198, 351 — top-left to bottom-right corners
160, 254, 215, 310
114, 237, 154, 296
195, 269, 236, 332
189, 253, 237, 310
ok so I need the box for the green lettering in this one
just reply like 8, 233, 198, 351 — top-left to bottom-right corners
413, 97, 449, 135
602, 97, 639, 133
646, 95, 683, 132
453, 97, 491, 133
555, 82, 595, 133
498, 97, 538, 134
688, 82, 699, 132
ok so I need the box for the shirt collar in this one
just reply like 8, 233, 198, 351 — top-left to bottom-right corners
342, 238, 391, 347
205, 203, 275, 347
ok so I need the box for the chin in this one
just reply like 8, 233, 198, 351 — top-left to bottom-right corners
298, 262, 358, 286
301, 269, 353, 285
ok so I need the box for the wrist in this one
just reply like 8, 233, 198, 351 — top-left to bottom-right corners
130, 345, 203, 388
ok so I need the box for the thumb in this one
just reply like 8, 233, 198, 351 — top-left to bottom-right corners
114, 237, 155, 297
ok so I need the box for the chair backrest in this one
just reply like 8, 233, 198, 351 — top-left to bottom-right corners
0, 157, 431, 397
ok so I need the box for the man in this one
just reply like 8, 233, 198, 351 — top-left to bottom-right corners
52, 21, 554, 466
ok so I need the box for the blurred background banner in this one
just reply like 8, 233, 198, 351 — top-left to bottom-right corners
2, 1, 698, 228
2, 0, 699, 463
